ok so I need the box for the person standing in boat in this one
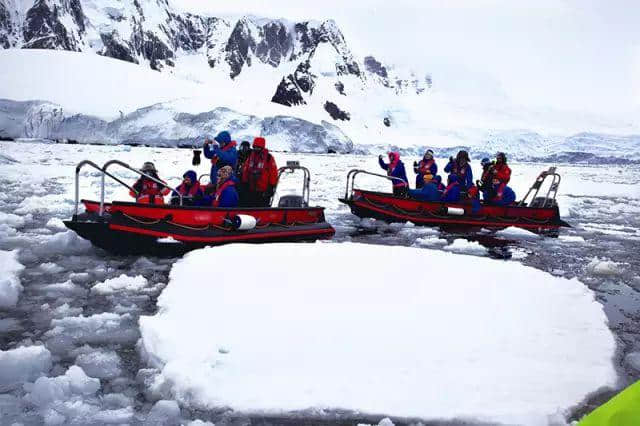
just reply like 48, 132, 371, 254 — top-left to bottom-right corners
212, 166, 239, 208
130, 162, 170, 204
171, 170, 203, 206
235, 141, 252, 205
408, 173, 441, 201
477, 157, 496, 201
413, 149, 438, 189
379, 152, 409, 196
441, 174, 462, 202
203, 131, 238, 186
241, 137, 279, 207
444, 150, 473, 192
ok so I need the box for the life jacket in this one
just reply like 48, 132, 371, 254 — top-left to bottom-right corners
418, 159, 436, 175
242, 149, 278, 192
210, 141, 237, 166
130, 177, 170, 203
213, 179, 235, 207
176, 181, 202, 197
493, 163, 511, 184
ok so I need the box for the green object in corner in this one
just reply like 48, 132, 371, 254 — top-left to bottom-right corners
579, 381, 640, 426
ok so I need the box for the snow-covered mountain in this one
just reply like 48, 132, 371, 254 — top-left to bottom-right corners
0, 0, 638, 160
0, 0, 427, 103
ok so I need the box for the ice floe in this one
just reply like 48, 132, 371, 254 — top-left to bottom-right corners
140, 243, 616, 425
0, 249, 25, 308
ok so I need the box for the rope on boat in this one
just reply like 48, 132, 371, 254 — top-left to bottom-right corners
122, 213, 162, 225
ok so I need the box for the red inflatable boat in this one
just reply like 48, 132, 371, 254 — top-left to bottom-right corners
339, 167, 570, 235
65, 160, 334, 255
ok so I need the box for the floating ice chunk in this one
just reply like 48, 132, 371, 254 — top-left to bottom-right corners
442, 238, 487, 256
39, 280, 87, 296
358, 419, 395, 426
45, 313, 139, 354
0, 211, 26, 228
69, 272, 91, 283
558, 235, 586, 243
139, 243, 616, 424
26, 365, 101, 424
92, 407, 134, 423
187, 420, 215, 426
414, 237, 447, 247
625, 352, 640, 372
76, 350, 123, 379
495, 226, 541, 240
0, 249, 25, 308
51, 303, 83, 318
586, 258, 625, 276
0, 345, 52, 391
92, 274, 148, 295
33, 231, 92, 257
158, 236, 181, 243
46, 217, 67, 231
145, 400, 181, 426
14, 194, 73, 215
39, 262, 65, 274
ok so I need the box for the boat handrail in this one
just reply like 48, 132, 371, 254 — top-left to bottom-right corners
344, 169, 408, 199
517, 167, 561, 208
101, 160, 183, 214
198, 173, 210, 184
74, 160, 139, 218
275, 161, 311, 207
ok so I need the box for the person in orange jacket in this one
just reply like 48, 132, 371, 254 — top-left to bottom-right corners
241, 137, 279, 207
130, 162, 170, 204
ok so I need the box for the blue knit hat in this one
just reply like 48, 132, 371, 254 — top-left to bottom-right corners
214, 131, 231, 144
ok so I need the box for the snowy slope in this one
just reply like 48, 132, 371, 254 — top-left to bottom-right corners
0, 0, 638, 158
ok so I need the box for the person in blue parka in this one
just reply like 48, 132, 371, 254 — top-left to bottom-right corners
444, 150, 473, 190
212, 166, 239, 208
489, 181, 516, 206
441, 174, 461, 202
203, 131, 238, 185
408, 173, 441, 202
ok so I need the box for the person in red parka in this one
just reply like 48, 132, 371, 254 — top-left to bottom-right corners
130, 162, 170, 204
490, 152, 512, 199
241, 137, 279, 207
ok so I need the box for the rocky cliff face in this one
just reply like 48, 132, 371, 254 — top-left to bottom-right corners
0, 0, 430, 121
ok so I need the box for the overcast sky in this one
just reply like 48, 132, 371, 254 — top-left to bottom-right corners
175, 0, 640, 118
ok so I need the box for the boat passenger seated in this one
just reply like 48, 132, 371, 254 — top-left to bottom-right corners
441, 174, 461, 203
212, 166, 239, 208
487, 181, 516, 206
444, 150, 473, 191
413, 149, 438, 189
433, 175, 445, 192
130, 162, 170, 204
171, 170, 203, 206
408, 173, 441, 202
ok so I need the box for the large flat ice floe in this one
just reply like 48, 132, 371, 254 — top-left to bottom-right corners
140, 243, 617, 425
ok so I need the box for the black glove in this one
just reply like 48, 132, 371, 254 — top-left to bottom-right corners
192, 149, 201, 166
449, 156, 454, 163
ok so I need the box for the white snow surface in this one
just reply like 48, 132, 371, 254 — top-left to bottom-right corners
0, 249, 25, 308
139, 242, 616, 425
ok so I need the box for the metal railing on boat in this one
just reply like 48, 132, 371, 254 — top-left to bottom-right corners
344, 169, 408, 200
74, 159, 183, 218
